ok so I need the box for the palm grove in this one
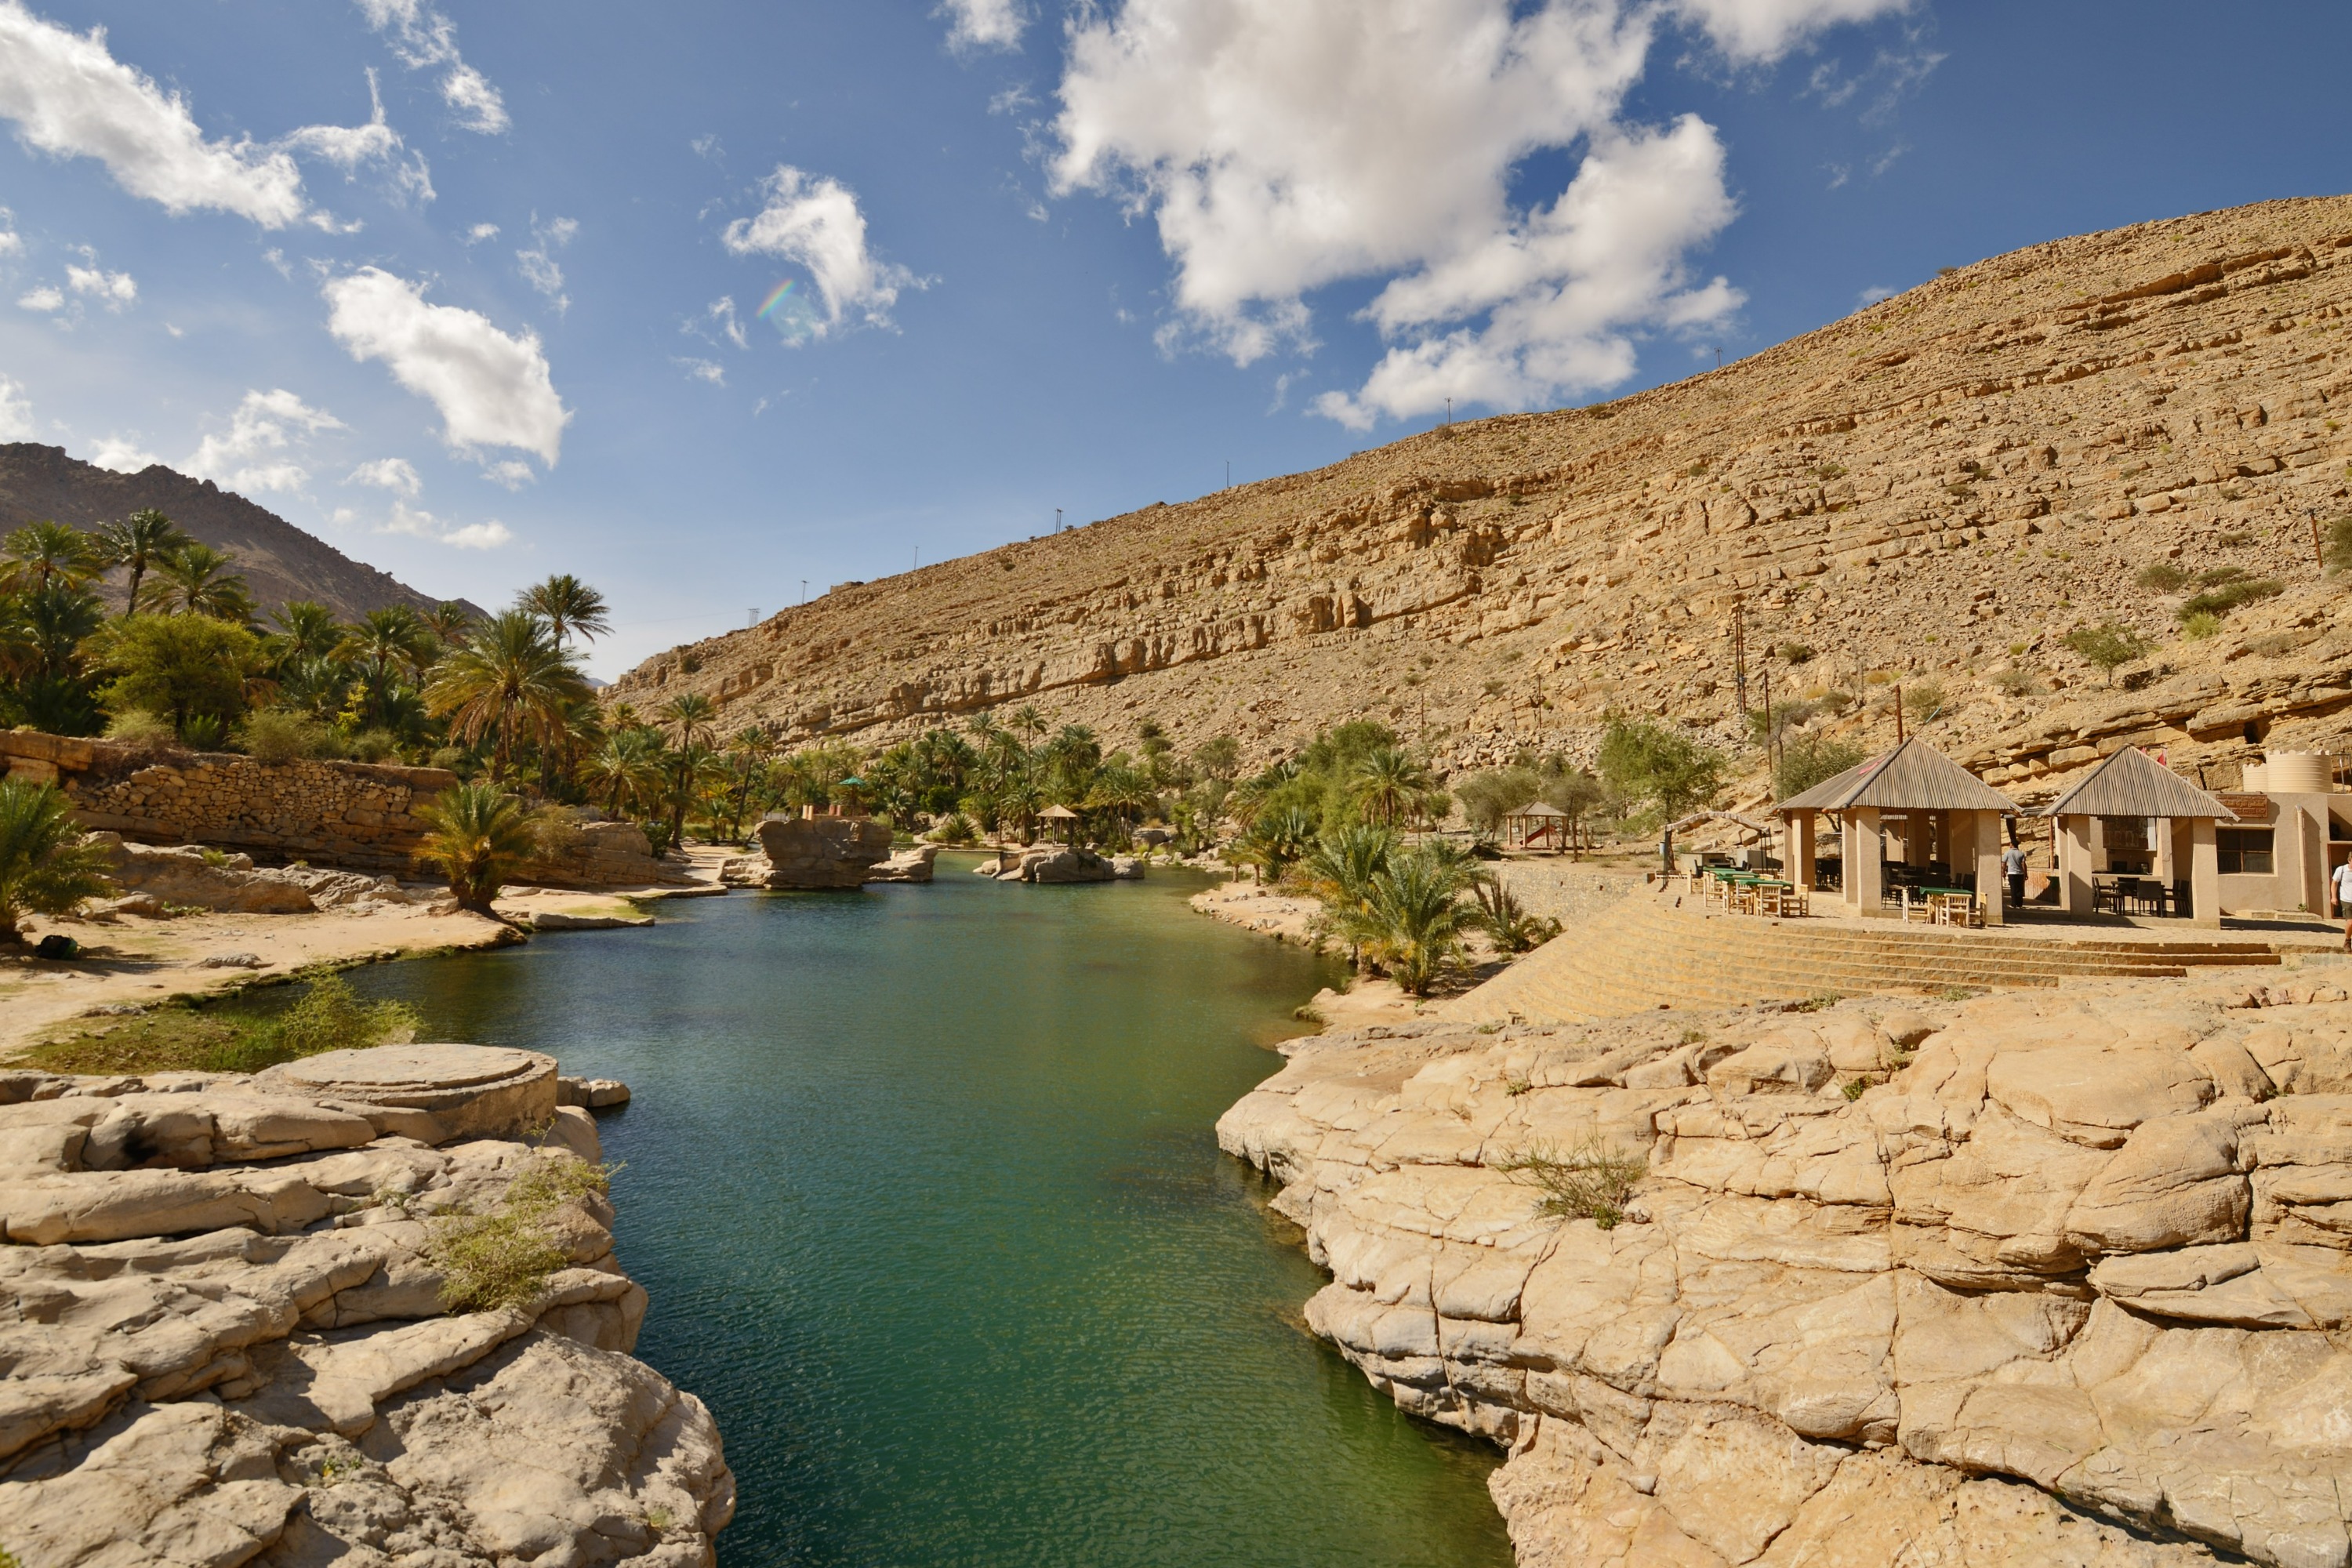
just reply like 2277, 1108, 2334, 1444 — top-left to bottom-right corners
0, 512, 1867, 988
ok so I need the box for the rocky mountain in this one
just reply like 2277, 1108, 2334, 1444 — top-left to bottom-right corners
0, 444, 471, 622
609, 194, 2352, 795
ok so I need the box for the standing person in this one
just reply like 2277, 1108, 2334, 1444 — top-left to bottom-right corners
2334, 855, 2352, 950
2002, 836, 2030, 912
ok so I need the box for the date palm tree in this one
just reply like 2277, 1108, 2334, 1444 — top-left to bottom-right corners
1352, 744, 1434, 828
96, 510, 186, 613
423, 609, 591, 782
1361, 845, 1478, 996
413, 782, 544, 916
520, 574, 610, 647
337, 606, 437, 684
143, 543, 254, 622
0, 521, 107, 594
581, 727, 666, 818
267, 601, 346, 670
0, 779, 112, 944
423, 601, 475, 648
655, 691, 718, 753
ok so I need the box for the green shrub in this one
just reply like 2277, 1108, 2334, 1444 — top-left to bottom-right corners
1471, 878, 1560, 953
2062, 621, 2151, 685
347, 729, 398, 763
236, 709, 333, 764
928, 810, 978, 844
2135, 562, 2189, 591
2178, 579, 2283, 621
1597, 717, 1724, 822
1990, 666, 2042, 697
103, 709, 176, 747
425, 1151, 619, 1312
1494, 1137, 1646, 1229
202, 975, 418, 1072
1773, 733, 1865, 801
2180, 611, 2224, 641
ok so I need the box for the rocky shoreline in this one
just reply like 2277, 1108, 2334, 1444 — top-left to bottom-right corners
0, 1042, 733, 1566
1218, 970, 2352, 1567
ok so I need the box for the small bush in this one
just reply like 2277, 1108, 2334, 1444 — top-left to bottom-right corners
425, 1211, 569, 1312
202, 975, 418, 1073
347, 729, 398, 763
2196, 564, 2249, 586
928, 811, 978, 845
103, 710, 176, 747
2178, 579, 2283, 621
1472, 878, 1561, 953
1991, 666, 2042, 697
1777, 641, 1814, 665
1904, 681, 1947, 724
2063, 621, 2152, 685
1494, 1137, 1647, 1229
236, 709, 333, 764
1842, 1077, 1870, 1101
1774, 733, 1865, 801
2134, 562, 2189, 591
2180, 611, 2224, 641
2217, 530, 2256, 548
180, 714, 227, 750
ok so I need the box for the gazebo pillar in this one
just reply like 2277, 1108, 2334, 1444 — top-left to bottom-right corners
2189, 817, 2221, 929
1969, 810, 2006, 925
1788, 811, 1817, 891
2058, 813, 2097, 916
1848, 807, 1885, 916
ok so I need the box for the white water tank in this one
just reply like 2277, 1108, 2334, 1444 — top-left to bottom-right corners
2264, 750, 2333, 793
2241, 763, 2268, 791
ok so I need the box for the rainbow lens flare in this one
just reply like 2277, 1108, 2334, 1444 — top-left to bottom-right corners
757, 278, 821, 341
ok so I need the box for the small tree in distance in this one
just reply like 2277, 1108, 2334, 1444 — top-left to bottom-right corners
2062, 621, 2152, 687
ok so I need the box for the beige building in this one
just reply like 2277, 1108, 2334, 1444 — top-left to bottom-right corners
2211, 750, 2352, 918
1776, 738, 2018, 924
2036, 746, 2234, 929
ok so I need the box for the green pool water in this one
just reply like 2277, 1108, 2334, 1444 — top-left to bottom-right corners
343, 859, 1514, 1568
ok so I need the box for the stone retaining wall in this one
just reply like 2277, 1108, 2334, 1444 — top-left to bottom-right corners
0, 728, 674, 886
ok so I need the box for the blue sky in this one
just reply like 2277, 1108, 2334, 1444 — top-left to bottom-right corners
0, 0, 2344, 677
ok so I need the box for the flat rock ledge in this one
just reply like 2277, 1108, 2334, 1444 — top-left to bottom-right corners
1218, 971, 2352, 1568
0, 1044, 733, 1567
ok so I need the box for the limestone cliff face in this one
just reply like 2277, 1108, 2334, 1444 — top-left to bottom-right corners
612, 195, 2352, 782
0, 1044, 733, 1567
1218, 974, 2352, 1567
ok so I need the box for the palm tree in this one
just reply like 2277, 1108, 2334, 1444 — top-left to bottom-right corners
1082, 763, 1155, 840
96, 510, 188, 612
413, 782, 543, 915
1352, 745, 1433, 827
338, 606, 437, 683
0, 521, 107, 594
520, 575, 610, 647
423, 601, 475, 648
723, 726, 775, 837
1362, 846, 1478, 996
1233, 803, 1316, 880
95, 510, 187, 613
656, 691, 718, 753
423, 608, 592, 781
0, 779, 113, 943
143, 543, 253, 621
582, 727, 666, 818
1300, 823, 1397, 969
1009, 705, 1047, 742
659, 740, 726, 850
267, 601, 346, 669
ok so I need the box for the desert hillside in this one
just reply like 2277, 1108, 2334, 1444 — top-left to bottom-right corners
0, 443, 472, 622
609, 194, 2352, 797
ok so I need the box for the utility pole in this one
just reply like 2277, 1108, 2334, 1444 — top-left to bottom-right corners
1762, 666, 1773, 775
2311, 507, 2326, 572
1056, 508, 1064, 532
1895, 682, 1906, 744
1225, 460, 1231, 489
1731, 595, 1748, 723
1444, 397, 1453, 428
1715, 347, 1722, 370
800, 579, 808, 605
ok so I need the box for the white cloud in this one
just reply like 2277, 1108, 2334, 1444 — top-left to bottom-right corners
382, 499, 510, 549
353, 1, 509, 134
0, 374, 33, 439
183, 387, 344, 495
676, 357, 725, 386
1667, 0, 1911, 63
707, 297, 746, 349
65, 262, 133, 309
720, 165, 917, 339
941, 0, 1025, 52
1051, 0, 1892, 424
282, 70, 434, 206
347, 456, 421, 495
16, 285, 60, 311
0, 1, 310, 226
321, 267, 569, 466
463, 221, 499, 244
1857, 284, 1894, 306
481, 459, 532, 489
515, 214, 575, 314
0, 206, 20, 256
86, 434, 160, 470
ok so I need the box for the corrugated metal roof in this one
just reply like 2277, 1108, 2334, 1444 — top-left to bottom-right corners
2037, 747, 2240, 820
1776, 737, 2016, 813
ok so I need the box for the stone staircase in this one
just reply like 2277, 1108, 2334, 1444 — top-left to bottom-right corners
1450, 894, 2286, 1025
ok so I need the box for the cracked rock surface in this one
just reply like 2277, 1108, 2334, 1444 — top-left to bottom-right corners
0, 1044, 733, 1567
1219, 973, 2352, 1567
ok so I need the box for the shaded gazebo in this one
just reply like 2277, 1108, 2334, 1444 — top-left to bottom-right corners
1776, 738, 2017, 923
1505, 800, 1570, 851
2037, 747, 2234, 927
1038, 804, 1081, 844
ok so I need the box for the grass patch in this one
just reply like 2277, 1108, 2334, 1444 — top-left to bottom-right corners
1494, 1136, 1646, 1229
25, 974, 416, 1076
425, 1151, 621, 1312
2178, 578, 2283, 621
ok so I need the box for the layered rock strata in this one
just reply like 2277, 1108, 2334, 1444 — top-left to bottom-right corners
612, 196, 2352, 790
0, 1043, 733, 1566
719, 815, 895, 890
1218, 975, 2352, 1567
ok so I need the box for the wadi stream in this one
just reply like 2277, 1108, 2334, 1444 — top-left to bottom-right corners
343, 858, 1512, 1567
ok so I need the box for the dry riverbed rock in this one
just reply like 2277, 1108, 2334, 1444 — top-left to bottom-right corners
0, 1047, 731, 1566
1218, 973, 2352, 1568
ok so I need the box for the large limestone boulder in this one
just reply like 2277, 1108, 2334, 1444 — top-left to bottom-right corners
1218, 978, 2352, 1568
742, 814, 895, 889
0, 1054, 731, 1564
997, 844, 1117, 884
866, 844, 938, 884
90, 836, 315, 914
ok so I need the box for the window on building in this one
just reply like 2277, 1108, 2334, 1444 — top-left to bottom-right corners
2218, 827, 2274, 876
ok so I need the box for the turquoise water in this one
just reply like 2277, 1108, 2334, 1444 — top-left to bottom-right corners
344, 860, 1513, 1568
